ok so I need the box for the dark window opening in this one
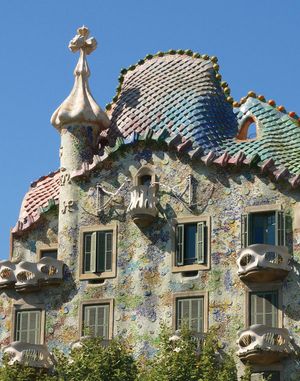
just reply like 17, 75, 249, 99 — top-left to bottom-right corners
83, 230, 113, 273
250, 212, 276, 245
41, 250, 57, 259
175, 222, 207, 266
139, 175, 152, 186
241, 211, 285, 247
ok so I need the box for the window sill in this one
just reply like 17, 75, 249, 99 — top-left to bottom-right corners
172, 264, 210, 273
79, 272, 116, 281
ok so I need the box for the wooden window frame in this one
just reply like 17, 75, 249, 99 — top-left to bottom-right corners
244, 283, 283, 329
172, 215, 211, 272
11, 303, 45, 345
79, 223, 118, 281
37, 244, 58, 261
79, 299, 114, 340
172, 291, 209, 333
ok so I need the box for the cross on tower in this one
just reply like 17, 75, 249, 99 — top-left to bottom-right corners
68, 25, 97, 55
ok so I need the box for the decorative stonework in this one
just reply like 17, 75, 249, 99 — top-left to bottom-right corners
50, 26, 109, 131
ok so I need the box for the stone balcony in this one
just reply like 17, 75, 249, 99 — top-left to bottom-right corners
127, 185, 158, 227
3, 341, 55, 368
237, 324, 293, 364
0, 257, 64, 292
237, 244, 291, 282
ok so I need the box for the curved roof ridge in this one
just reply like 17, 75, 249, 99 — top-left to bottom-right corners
233, 92, 300, 124
105, 49, 234, 113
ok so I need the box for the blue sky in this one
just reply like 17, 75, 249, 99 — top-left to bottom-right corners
0, 0, 299, 259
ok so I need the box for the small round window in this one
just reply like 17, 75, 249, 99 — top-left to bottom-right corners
237, 116, 258, 141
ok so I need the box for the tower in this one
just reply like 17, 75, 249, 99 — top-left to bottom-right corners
51, 26, 109, 267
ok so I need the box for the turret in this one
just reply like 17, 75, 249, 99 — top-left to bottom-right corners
51, 26, 109, 265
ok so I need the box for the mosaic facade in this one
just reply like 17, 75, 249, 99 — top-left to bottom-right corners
1, 27, 300, 380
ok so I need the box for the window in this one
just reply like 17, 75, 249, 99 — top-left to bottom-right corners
80, 300, 113, 340
138, 175, 152, 187
83, 304, 110, 338
241, 210, 285, 247
80, 224, 117, 280
237, 116, 258, 141
251, 371, 280, 381
15, 310, 41, 344
250, 291, 278, 327
83, 231, 113, 273
176, 297, 204, 333
173, 292, 208, 335
40, 249, 57, 260
173, 216, 210, 271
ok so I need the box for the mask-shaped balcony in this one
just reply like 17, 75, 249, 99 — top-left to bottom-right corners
237, 244, 291, 283
237, 324, 292, 364
0, 260, 16, 289
0, 257, 64, 292
127, 185, 158, 227
3, 341, 55, 368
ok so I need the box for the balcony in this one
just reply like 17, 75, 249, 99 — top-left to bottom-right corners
237, 324, 293, 364
127, 185, 158, 227
237, 244, 291, 282
0, 257, 64, 292
3, 341, 55, 368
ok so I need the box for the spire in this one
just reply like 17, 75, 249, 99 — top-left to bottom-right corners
51, 26, 110, 130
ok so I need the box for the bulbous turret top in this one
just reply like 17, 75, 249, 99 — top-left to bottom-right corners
51, 26, 110, 131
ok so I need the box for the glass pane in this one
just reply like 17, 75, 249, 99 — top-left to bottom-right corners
105, 233, 112, 271
41, 250, 57, 259
184, 224, 197, 265
84, 233, 92, 272
250, 212, 276, 245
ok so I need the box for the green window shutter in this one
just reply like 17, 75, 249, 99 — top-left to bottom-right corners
196, 222, 205, 264
241, 214, 249, 248
105, 232, 113, 271
176, 224, 184, 266
275, 211, 285, 246
90, 232, 97, 273
96, 232, 105, 272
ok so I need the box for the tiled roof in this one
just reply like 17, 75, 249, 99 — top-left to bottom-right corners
107, 53, 238, 153
14, 51, 300, 233
225, 97, 300, 175
13, 171, 60, 233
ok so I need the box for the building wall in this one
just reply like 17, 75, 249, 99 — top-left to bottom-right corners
1, 145, 300, 378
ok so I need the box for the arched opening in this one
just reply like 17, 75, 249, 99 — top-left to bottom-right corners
237, 116, 258, 141
138, 174, 152, 187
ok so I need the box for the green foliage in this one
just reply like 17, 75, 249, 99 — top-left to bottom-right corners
55, 337, 137, 381
0, 328, 253, 381
0, 355, 54, 381
138, 325, 238, 381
